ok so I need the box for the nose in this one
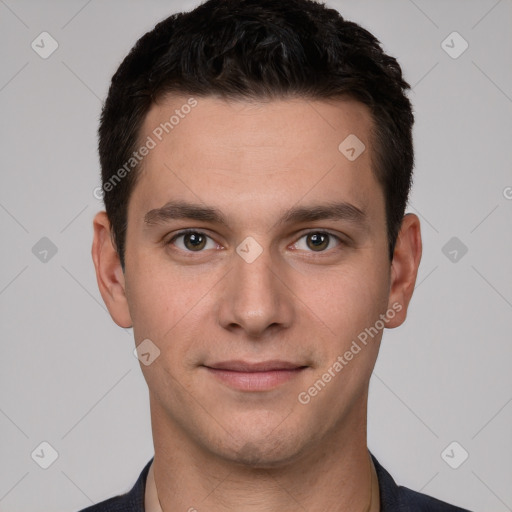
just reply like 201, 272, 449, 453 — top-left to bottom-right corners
216, 241, 295, 339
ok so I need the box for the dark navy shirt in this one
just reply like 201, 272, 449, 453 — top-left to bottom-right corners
78, 453, 472, 511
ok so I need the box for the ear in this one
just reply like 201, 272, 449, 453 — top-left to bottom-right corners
386, 213, 422, 328
91, 211, 132, 328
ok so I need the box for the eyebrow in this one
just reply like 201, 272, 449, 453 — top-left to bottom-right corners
144, 200, 367, 229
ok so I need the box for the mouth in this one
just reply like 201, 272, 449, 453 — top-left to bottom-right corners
203, 360, 309, 391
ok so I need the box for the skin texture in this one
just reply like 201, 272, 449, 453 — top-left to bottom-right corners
92, 95, 422, 511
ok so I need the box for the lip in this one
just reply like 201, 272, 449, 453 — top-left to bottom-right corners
203, 360, 308, 391
207, 360, 305, 372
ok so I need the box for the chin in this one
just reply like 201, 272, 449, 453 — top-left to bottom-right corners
219, 438, 305, 469
205, 418, 313, 469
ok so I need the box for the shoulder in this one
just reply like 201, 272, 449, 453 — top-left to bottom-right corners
371, 453, 473, 512
75, 458, 152, 512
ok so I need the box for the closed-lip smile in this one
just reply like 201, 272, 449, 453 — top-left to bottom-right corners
203, 360, 308, 391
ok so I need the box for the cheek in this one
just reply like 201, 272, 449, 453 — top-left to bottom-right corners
124, 253, 218, 373
124, 256, 184, 341
302, 258, 390, 342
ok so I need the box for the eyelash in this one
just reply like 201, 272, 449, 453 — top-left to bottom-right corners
166, 229, 344, 255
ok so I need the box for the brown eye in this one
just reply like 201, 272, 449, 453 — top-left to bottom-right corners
291, 231, 341, 254
183, 232, 207, 251
306, 232, 329, 251
168, 230, 215, 252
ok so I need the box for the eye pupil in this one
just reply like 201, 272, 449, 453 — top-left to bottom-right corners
184, 232, 206, 251
307, 233, 328, 251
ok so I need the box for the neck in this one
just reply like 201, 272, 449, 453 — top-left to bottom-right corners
150, 394, 379, 512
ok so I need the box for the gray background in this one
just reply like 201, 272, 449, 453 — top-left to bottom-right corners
1, 1, 511, 511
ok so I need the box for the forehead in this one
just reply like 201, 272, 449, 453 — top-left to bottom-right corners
141, 94, 373, 159
130, 94, 383, 230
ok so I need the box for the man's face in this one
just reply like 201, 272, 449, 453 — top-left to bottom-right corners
121, 95, 395, 465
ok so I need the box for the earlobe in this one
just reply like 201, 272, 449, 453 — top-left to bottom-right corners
386, 213, 422, 328
91, 211, 133, 328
